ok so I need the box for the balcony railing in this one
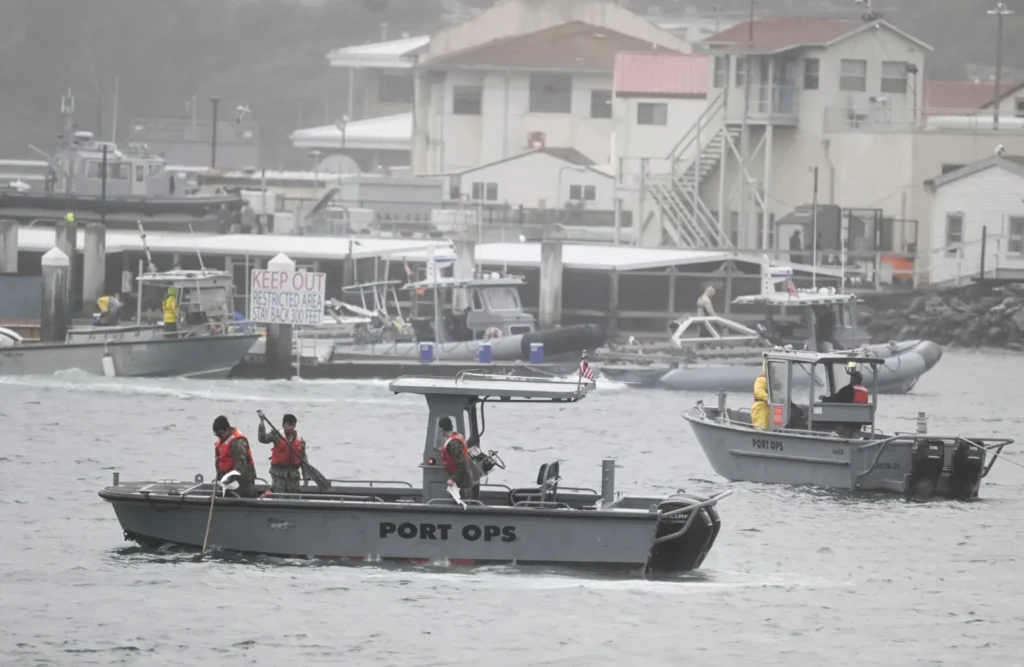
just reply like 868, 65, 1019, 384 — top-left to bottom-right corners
824, 105, 1024, 133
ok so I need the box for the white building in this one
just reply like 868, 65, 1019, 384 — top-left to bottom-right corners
409, 0, 690, 175
924, 154, 1024, 285
451, 147, 613, 210
633, 15, 1024, 284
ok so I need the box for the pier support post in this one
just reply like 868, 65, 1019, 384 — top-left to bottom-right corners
82, 223, 106, 315
539, 226, 565, 330
54, 220, 78, 312
41, 247, 70, 343
265, 253, 295, 379
0, 219, 17, 273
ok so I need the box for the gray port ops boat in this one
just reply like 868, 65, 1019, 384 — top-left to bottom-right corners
683, 348, 1012, 500
100, 374, 732, 574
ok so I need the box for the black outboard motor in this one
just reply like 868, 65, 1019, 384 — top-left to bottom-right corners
908, 440, 945, 498
949, 439, 986, 500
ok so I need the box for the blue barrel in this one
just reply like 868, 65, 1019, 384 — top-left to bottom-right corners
419, 342, 434, 363
529, 342, 544, 364
478, 343, 493, 363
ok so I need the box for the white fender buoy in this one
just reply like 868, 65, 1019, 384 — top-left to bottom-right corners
102, 354, 117, 377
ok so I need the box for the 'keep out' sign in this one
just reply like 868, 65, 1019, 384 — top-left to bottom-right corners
248, 269, 327, 326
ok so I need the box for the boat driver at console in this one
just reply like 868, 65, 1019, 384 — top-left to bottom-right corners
438, 417, 475, 500
820, 370, 868, 404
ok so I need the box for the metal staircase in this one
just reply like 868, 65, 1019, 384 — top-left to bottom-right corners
642, 93, 737, 248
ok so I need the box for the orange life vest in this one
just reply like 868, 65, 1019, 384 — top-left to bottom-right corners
441, 433, 468, 474
852, 384, 869, 404
270, 431, 305, 468
215, 428, 255, 476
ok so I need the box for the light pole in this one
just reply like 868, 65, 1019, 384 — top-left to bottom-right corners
209, 97, 220, 168
988, 3, 1014, 130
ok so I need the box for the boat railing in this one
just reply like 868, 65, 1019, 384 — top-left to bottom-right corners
854, 434, 1014, 481
654, 490, 734, 544
268, 492, 387, 503
688, 404, 858, 441
426, 497, 486, 507
322, 479, 414, 488
513, 500, 566, 509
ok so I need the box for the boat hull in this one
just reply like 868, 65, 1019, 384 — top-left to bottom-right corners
683, 407, 999, 499
0, 192, 242, 232
627, 340, 942, 394
0, 334, 258, 378
100, 484, 723, 573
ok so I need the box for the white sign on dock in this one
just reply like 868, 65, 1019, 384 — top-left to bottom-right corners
248, 268, 327, 326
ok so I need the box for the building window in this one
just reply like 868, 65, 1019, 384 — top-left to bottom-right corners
378, 71, 414, 104
569, 184, 596, 201
839, 59, 867, 92
471, 181, 498, 201
713, 56, 728, 88
1009, 216, 1024, 253
452, 85, 482, 115
945, 213, 963, 247
529, 73, 572, 113
590, 90, 612, 118
1016, 97, 1024, 118
881, 61, 908, 94
735, 57, 747, 87
804, 58, 819, 90
637, 102, 668, 125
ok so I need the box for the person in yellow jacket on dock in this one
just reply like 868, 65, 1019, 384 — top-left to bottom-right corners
751, 364, 770, 431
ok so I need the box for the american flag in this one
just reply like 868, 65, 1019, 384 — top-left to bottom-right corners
786, 280, 798, 297
579, 357, 595, 382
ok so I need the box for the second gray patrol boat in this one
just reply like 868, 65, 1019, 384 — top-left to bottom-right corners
684, 348, 1012, 500
100, 373, 732, 574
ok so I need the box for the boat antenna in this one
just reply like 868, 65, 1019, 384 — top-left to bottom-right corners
136, 220, 158, 273
187, 222, 206, 270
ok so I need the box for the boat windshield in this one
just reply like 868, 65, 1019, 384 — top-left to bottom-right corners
791, 361, 827, 398
485, 287, 521, 312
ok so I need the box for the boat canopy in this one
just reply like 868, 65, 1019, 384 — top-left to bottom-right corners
390, 373, 594, 402
760, 348, 886, 434
138, 268, 232, 287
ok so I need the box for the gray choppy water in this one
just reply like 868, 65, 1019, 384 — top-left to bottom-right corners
2, 350, 1024, 666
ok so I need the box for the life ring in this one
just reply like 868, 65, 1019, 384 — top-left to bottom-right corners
483, 327, 503, 340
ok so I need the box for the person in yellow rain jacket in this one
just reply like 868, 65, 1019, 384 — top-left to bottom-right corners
751, 366, 770, 431
162, 287, 179, 336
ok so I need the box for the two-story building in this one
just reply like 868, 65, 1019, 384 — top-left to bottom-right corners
408, 0, 690, 175
634, 15, 1024, 284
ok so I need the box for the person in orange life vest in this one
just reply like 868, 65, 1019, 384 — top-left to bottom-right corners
438, 417, 473, 499
820, 370, 868, 404
256, 410, 308, 494
213, 415, 257, 498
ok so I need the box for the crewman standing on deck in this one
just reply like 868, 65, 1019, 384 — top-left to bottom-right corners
213, 416, 257, 498
257, 410, 307, 494
751, 364, 770, 430
438, 417, 474, 499
162, 287, 179, 336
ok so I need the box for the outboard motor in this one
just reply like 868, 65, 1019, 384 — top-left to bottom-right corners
949, 439, 986, 500
908, 440, 945, 499
648, 493, 719, 575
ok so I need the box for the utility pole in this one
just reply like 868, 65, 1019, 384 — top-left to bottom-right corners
988, 3, 1013, 130
209, 97, 220, 168
739, 0, 754, 248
